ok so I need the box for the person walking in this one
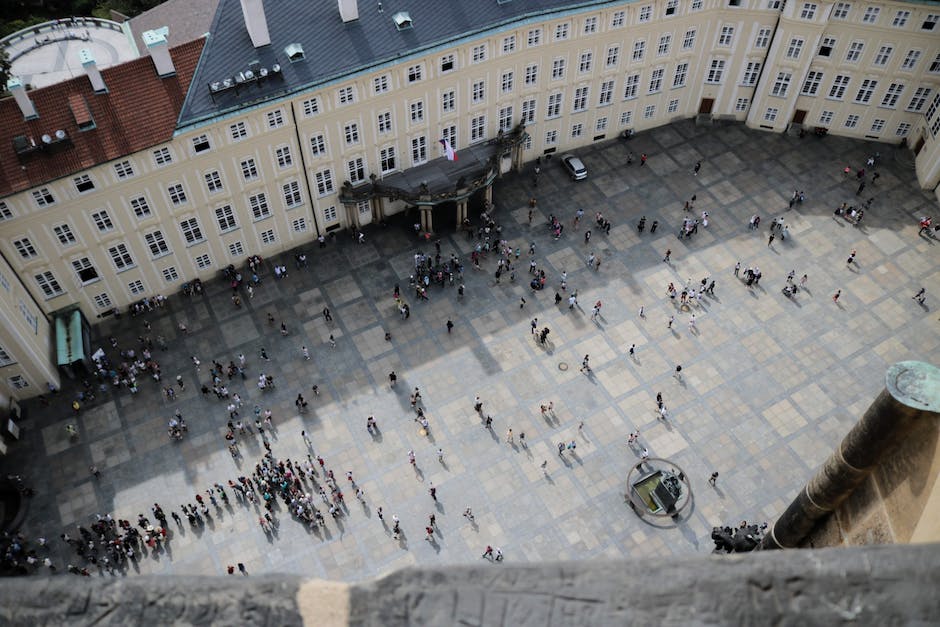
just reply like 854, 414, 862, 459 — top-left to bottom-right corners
674, 365, 683, 381
708, 472, 719, 486
667, 315, 674, 329
446, 319, 454, 333
301, 346, 310, 360
580, 355, 591, 373
640, 153, 647, 166
767, 232, 775, 246
832, 289, 842, 303
847, 250, 856, 265
663, 248, 672, 262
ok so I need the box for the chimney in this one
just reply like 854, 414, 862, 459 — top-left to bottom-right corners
240, 0, 271, 48
142, 28, 176, 77
6, 77, 38, 120
338, 0, 359, 22
79, 48, 107, 93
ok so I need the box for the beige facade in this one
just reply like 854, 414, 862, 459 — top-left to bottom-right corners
0, 0, 938, 397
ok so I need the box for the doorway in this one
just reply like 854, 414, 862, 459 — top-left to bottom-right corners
792, 109, 807, 125
699, 98, 714, 114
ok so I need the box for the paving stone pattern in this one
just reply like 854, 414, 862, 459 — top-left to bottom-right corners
3, 120, 938, 581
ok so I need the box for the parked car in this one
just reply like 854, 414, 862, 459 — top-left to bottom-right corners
561, 154, 588, 180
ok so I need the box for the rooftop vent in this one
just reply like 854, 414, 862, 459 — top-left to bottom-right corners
78, 48, 107, 93
285, 43, 304, 62
6, 77, 38, 120
339, 0, 359, 22
392, 11, 413, 30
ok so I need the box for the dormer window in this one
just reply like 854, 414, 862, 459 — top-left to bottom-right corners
285, 43, 304, 62
393, 11, 412, 30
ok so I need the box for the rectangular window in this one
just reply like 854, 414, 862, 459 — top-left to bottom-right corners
499, 106, 514, 132
230, 121, 248, 140
248, 192, 271, 220
35, 271, 63, 298
606, 46, 620, 67
527, 28, 542, 46
409, 100, 425, 123
412, 136, 428, 164
377, 112, 392, 134
380, 146, 397, 173
573, 86, 589, 111
0, 201, 14, 221
667, 99, 680, 113
893, 10, 910, 27
657, 34, 671, 56
741, 61, 761, 86
896, 122, 911, 136
13, 238, 37, 259
571, 123, 583, 138
870, 119, 885, 133
442, 125, 457, 151
323, 206, 338, 222
599, 80, 614, 104
552, 58, 566, 80
373, 75, 390, 95
93, 292, 113, 309
501, 72, 514, 94
901, 50, 921, 71
639, 6, 652, 22
579, 51, 593, 73
844, 114, 859, 128
547, 93, 563, 118
819, 110, 834, 124
764, 107, 779, 122
666, 0, 678, 15
73, 174, 95, 193
161, 267, 179, 283
407, 64, 423, 82
648, 68, 664, 93
31, 188, 55, 207
786, 38, 804, 59
92, 210, 114, 232
855, 79, 877, 103
195, 254, 212, 269
292, 217, 308, 233
302, 97, 320, 116
718, 26, 734, 46
611, 11, 625, 28
267, 109, 285, 128
800, 3, 817, 19
275, 145, 293, 168
522, 98, 537, 123
228, 242, 244, 257
620, 110, 633, 125
673, 63, 688, 88
771, 72, 792, 97
441, 54, 455, 72
596, 117, 608, 131
801, 70, 823, 95
819, 36, 836, 57
754, 28, 770, 49
108, 243, 134, 271
881, 83, 904, 108
503, 35, 516, 53
130, 196, 151, 218
338, 86, 355, 104
215, 205, 237, 232
907, 87, 932, 112
347, 157, 366, 184
833, 2, 850, 19
168, 183, 187, 205
644, 105, 656, 119
873, 46, 893, 66
706, 59, 725, 83
180, 217, 204, 245
315, 170, 335, 196
0, 346, 15, 367
931, 53, 940, 73
545, 130, 558, 145
924, 14, 939, 30
583, 16, 598, 34
624, 73, 640, 99
525, 64, 538, 85
862, 7, 880, 24
282, 181, 302, 207
470, 115, 486, 142
735, 98, 749, 112
828, 75, 850, 99
632, 40, 646, 62
72, 257, 99, 283
145, 230, 170, 257
344, 123, 360, 145
554, 23, 570, 41
442, 90, 456, 113
191, 134, 211, 153
204, 170, 223, 193
260, 229, 276, 245
53, 224, 76, 246
153, 147, 172, 166
128, 279, 146, 295
241, 158, 259, 180
472, 80, 486, 103
471, 44, 487, 63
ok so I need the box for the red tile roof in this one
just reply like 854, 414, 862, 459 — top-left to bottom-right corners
0, 38, 205, 197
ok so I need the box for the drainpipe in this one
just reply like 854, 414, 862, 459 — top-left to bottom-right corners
289, 100, 322, 237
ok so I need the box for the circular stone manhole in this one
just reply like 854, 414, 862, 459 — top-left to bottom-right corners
558, 362, 568, 371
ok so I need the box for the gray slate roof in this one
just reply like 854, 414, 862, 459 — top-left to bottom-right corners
178, 0, 606, 128
127, 0, 220, 55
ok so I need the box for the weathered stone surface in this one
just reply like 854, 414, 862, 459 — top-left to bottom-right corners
0, 545, 938, 626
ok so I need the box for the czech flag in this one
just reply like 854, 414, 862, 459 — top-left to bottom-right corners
440, 138, 457, 161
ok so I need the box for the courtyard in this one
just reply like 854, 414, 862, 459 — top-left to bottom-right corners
3, 119, 938, 580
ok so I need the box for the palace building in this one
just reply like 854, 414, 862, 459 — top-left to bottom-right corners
0, 0, 938, 402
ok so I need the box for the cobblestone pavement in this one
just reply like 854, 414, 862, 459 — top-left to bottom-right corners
4, 120, 938, 580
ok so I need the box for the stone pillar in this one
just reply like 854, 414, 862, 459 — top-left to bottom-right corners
761, 361, 940, 550
419, 206, 433, 234
484, 185, 493, 207
456, 199, 468, 225
343, 202, 359, 229
373, 197, 385, 222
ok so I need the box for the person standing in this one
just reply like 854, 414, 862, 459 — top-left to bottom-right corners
580, 355, 591, 373
640, 153, 648, 166
446, 319, 454, 334
708, 472, 719, 486
663, 248, 671, 262
693, 161, 701, 176
832, 290, 842, 303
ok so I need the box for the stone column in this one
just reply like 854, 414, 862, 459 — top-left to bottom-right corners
456, 199, 468, 225
761, 361, 940, 550
484, 185, 493, 207
419, 206, 433, 234
343, 202, 359, 230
